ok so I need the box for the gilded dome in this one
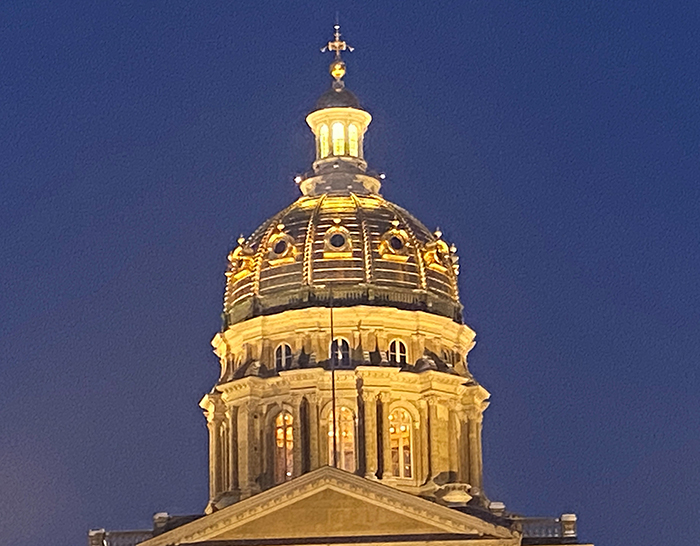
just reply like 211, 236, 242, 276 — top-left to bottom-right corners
223, 47, 462, 328
224, 191, 462, 327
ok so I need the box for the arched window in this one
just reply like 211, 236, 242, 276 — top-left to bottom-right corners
389, 408, 413, 478
319, 124, 330, 158
274, 411, 294, 483
328, 406, 355, 471
389, 340, 407, 364
330, 338, 350, 368
275, 343, 293, 371
332, 122, 345, 155
348, 124, 359, 157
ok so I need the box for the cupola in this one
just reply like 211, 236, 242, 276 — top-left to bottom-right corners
300, 25, 377, 196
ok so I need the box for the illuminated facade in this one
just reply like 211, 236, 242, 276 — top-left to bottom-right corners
89, 26, 591, 546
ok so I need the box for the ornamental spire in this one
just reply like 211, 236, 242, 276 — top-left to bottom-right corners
321, 23, 354, 87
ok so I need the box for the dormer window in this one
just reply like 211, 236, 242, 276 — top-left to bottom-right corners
332, 122, 345, 155
389, 340, 407, 364
348, 124, 359, 157
275, 343, 293, 371
319, 124, 330, 158
330, 338, 350, 367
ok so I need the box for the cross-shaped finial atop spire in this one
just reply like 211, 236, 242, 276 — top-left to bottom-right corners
321, 24, 354, 84
322, 24, 354, 59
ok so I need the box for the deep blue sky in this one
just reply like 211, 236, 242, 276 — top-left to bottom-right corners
1, 2, 698, 546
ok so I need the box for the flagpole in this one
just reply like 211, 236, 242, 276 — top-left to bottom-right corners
329, 285, 338, 468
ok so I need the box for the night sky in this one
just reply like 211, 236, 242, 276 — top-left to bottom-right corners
1, 2, 698, 546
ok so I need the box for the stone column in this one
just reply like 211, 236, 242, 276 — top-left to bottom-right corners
458, 411, 469, 483
476, 413, 484, 491
379, 391, 393, 478
448, 407, 460, 477
227, 406, 239, 492
205, 394, 227, 501
308, 394, 320, 469
220, 421, 229, 492
362, 391, 378, 478
207, 416, 221, 499
426, 395, 441, 479
291, 396, 302, 477
237, 401, 256, 499
418, 400, 430, 482
467, 408, 482, 492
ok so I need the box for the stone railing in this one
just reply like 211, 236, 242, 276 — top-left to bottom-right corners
516, 513, 577, 539
88, 529, 152, 546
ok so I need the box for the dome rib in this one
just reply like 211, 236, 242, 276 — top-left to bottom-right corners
303, 195, 326, 286
351, 193, 373, 284
384, 201, 427, 290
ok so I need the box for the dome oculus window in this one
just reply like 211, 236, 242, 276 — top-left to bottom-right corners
273, 240, 288, 255
389, 236, 404, 250
268, 233, 296, 262
329, 233, 346, 248
379, 228, 410, 262
323, 226, 352, 255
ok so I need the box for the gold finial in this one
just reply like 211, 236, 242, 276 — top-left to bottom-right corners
321, 24, 354, 83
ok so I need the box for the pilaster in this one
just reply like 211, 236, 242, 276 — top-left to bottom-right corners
307, 394, 320, 469
362, 390, 378, 478
379, 391, 393, 478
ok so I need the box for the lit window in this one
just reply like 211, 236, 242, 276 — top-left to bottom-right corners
389, 340, 407, 364
274, 412, 294, 483
330, 338, 350, 367
389, 408, 413, 478
332, 122, 345, 155
348, 124, 359, 157
328, 406, 355, 471
319, 124, 329, 158
275, 343, 293, 371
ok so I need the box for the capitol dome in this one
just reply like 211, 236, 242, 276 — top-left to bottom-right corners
224, 51, 461, 329
224, 192, 462, 327
203, 26, 487, 515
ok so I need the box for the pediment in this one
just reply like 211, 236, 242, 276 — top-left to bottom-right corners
140, 467, 516, 546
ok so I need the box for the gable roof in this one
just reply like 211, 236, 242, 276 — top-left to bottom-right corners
139, 467, 517, 546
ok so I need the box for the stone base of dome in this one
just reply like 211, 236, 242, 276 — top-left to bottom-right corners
225, 284, 463, 327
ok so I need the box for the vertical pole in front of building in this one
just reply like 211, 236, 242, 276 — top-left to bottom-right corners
330, 286, 338, 467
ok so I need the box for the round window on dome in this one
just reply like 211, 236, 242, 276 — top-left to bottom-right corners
389, 236, 404, 250
268, 234, 295, 262
329, 233, 346, 248
273, 240, 288, 255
